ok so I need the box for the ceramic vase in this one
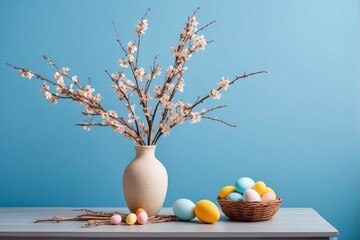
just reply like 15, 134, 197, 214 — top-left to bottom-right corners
123, 145, 168, 217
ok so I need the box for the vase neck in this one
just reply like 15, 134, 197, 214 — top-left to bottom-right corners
135, 145, 156, 158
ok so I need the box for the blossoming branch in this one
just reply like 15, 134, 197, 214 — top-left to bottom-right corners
8, 8, 266, 146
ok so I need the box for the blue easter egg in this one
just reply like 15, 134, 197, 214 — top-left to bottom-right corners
235, 177, 255, 194
226, 192, 243, 201
173, 198, 196, 221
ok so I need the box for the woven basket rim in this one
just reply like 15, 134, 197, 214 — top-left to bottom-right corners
217, 196, 282, 205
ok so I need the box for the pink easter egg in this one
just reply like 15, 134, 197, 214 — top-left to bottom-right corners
110, 214, 122, 225
261, 192, 276, 203
137, 211, 148, 225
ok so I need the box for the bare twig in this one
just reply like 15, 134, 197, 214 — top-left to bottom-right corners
112, 21, 128, 55
202, 116, 236, 127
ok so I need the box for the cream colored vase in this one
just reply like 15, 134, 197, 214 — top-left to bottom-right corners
123, 145, 168, 217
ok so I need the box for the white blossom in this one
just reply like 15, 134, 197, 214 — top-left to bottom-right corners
160, 94, 170, 105
128, 113, 139, 123
18, 69, 34, 79
127, 41, 138, 53
83, 85, 95, 98
164, 83, 174, 93
135, 67, 145, 81
191, 35, 207, 51
71, 75, 79, 84
114, 125, 126, 134
119, 58, 128, 68
143, 107, 151, 117
177, 78, 185, 92
127, 54, 134, 63
44, 91, 52, 100
140, 90, 152, 103
41, 83, 50, 91
83, 125, 91, 131
49, 95, 58, 104
125, 103, 135, 112
135, 19, 148, 35
190, 112, 201, 124
159, 121, 170, 136
108, 110, 118, 118
61, 67, 70, 76
154, 85, 162, 98
218, 77, 230, 90
154, 65, 161, 77
166, 65, 174, 77
209, 89, 221, 100
68, 84, 74, 93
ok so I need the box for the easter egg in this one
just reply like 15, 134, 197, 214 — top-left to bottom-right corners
266, 187, 276, 196
219, 186, 236, 199
261, 192, 276, 203
173, 198, 196, 221
235, 177, 255, 194
137, 211, 148, 225
226, 192, 243, 201
110, 214, 122, 225
126, 213, 137, 225
252, 181, 267, 196
243, 189, 261, 202
136, 208, 146, 215
194, 200, 220, 224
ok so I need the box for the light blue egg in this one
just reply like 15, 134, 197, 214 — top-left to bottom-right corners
173, 198, 196, 221
235, 177, 255, 194
226, 192, 243, 201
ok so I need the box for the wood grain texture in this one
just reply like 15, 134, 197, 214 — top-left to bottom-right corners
0, 208, 338, 239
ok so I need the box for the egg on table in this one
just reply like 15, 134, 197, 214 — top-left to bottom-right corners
194, 199, 220, 224
110, 214, 122, 225
137, 211, 148, 225
126, 213, 137, 225
173, 198, 196, 221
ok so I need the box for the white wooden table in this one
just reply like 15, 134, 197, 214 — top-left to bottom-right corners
0, 208, 338, 240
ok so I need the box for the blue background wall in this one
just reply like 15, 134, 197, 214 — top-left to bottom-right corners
0, 0, 359, 239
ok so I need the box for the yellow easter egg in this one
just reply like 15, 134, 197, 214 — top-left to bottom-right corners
219, 186, 236, 199
252, 181, 267, 196
126, 213, 137, 225
266, 187, 276, 196
194, 200, 220, 224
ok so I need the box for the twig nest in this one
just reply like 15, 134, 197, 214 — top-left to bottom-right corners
110, 214, 122, 225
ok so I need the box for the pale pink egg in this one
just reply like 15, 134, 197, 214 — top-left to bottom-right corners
261, 192, 277, 203
110, 214, 122, 225
243, 189, 261, 202
137, 211, 148, 225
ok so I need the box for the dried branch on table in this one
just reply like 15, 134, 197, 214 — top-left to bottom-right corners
34, 209, 179, 227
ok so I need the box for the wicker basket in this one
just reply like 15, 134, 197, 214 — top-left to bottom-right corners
217, 197, 282, 222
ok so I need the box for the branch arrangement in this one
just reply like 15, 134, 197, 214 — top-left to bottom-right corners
8, 7, 266, 145
34, 209, 178, 227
